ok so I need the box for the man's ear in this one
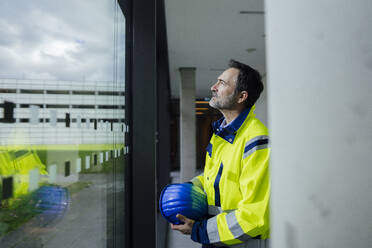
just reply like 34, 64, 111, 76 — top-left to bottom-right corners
237, 91, 248, 104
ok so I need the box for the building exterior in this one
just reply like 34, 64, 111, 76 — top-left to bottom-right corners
0, 78, 126, 146
0, 78, 126, 202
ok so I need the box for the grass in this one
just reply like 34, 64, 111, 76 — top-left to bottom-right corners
0, 191, 39, 236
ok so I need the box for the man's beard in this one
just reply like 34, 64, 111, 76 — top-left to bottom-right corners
209, 91, 238, 110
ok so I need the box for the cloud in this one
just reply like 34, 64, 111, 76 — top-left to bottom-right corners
0, 0, 125, 82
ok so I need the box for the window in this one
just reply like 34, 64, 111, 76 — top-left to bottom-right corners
71, 90, 95, 95
46, 104, 69, 109
1, 101, 16, 123
20, 89, 44, 94
94, 154, 98, 166
64, 161, 71, 177
2, 177, 13, 200
0, 1, 127, 246
0, 89, 16, 93
46, 90, 70, 95
65, 113, 70, 127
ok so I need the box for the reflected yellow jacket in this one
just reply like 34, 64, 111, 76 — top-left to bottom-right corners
0, 150, 47, 201
191, 106, 270, 246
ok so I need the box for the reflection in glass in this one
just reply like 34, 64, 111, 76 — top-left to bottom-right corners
0, 0, 126, 247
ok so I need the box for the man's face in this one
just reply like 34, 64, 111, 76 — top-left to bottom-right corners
209, 68, 240, 110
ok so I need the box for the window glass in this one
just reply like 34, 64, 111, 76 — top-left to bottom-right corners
0, 1, 126, 247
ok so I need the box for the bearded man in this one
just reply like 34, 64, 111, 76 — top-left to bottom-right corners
171, 60, 271, 248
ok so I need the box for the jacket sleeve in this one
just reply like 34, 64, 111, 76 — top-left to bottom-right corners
191, 173, 204, 191
191, 136, 270, 245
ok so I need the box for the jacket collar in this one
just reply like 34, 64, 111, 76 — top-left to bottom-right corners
212, 106, 252, 144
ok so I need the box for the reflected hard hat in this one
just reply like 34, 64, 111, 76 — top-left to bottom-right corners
159, 183, 208, 225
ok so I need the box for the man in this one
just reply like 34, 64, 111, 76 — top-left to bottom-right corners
171, 60, 270, 248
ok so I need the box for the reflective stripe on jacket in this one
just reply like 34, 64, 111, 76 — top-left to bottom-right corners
191, 106, 270, 247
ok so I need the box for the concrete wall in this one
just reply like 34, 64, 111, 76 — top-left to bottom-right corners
266, 0, 372, 247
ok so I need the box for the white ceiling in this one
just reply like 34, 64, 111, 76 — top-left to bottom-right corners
165, 0, 266, 99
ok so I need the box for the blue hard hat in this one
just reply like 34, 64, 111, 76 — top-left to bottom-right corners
33, 186, 69, 215
159, 183, 208, 225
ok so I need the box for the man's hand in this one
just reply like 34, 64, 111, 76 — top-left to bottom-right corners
170, 214, 195, 235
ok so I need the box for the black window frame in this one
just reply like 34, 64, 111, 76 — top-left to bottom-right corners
118, 0, 172, 247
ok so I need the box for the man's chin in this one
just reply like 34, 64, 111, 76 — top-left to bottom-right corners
209, 99, 218, 109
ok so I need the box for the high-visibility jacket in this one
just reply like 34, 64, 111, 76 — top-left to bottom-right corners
191, 106, 270, 247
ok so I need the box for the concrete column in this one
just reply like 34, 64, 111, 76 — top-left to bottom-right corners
48, 164, 57, 183
28, 168, 39, 192
179, 67, 196, 181
76, 158, 82, 173
266, 1, 372, 248
85, 155, 90, 169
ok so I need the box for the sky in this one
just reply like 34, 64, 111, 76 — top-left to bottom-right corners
0, 0, 125, 83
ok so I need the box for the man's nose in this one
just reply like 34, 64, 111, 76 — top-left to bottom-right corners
211, 82, 218, 91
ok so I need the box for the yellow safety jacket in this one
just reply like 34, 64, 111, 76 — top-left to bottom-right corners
191, 106, 270, 247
